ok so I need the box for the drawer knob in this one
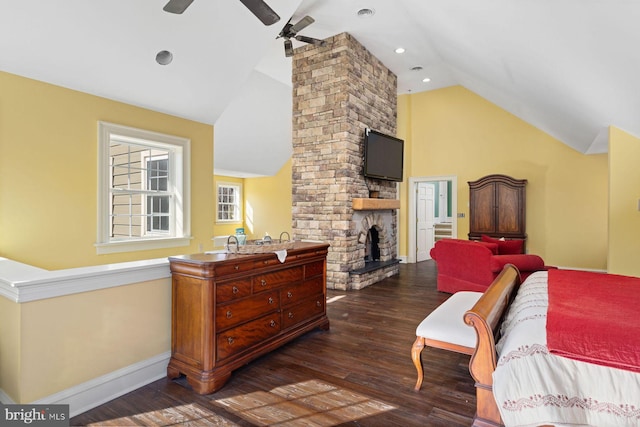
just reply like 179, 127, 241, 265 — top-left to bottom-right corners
261, 279, 267, 287
234, 265, 239, 270
232, 286, 239, 294
316, 300, 321, 307
287, 291, 293, 298
288, 312, 294, 319
226, 310, 232, 318
227, 337, 234, 345
268, 297, 274, 304
270, 320, 276, 327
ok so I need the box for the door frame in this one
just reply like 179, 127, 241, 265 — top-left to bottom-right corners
407, 175, 458, 264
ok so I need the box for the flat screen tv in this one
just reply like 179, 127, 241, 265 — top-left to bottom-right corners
363, 129, 404, 182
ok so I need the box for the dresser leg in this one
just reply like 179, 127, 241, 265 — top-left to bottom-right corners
188, 370, 232, 395
167, 365, 181, 380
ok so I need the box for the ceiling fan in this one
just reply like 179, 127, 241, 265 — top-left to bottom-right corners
163, 0, 280, 26
278, 16, 326, 57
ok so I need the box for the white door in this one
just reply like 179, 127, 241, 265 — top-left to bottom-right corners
416, 182, 436, 261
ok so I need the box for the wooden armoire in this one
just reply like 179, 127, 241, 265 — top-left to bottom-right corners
468, 174, 527, 243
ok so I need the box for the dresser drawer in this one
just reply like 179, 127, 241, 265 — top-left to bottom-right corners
215, 260, 254, 277
216, 290, 279, 330
304, 260, 324, 278
281, 276, 324, 307
253, 266, 303, 292
254, 257, 284, 268
216, 278, 252, 303
216, 313, 281, 361
281, 295, 325, 330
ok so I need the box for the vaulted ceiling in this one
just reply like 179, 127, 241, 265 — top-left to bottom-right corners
1, 1, 638, 177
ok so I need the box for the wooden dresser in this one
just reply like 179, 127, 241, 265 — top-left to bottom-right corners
468, 174, 527, 242
167, 242, 330, 394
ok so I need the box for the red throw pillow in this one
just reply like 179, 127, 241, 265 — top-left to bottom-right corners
481, 235, 524, 255
475, 241, 499, 255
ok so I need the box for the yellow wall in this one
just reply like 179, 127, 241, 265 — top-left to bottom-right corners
398, 87, 609, 269
18, 278, 171, 402
608, 127, 640, 276
0, 71, 209, 403
244, 159, 293, 240
397, 96, 412, 256
0, 71, 214, 270
0, 296, 21, 401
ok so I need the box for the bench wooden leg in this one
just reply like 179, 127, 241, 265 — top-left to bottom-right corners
411, 336, 426, 391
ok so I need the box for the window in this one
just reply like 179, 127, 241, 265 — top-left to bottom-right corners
146, 157, 170, 233
97, 122, 191, 254
217, 183, 242, 223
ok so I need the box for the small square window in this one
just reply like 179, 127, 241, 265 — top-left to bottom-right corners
217, 183, 242, 223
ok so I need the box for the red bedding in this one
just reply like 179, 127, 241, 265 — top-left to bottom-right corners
546, 269, 640, 373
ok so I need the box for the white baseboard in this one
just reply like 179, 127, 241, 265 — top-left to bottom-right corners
25, 351, 171, 418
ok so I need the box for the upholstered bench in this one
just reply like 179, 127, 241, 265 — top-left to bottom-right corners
411, 291, 482, 391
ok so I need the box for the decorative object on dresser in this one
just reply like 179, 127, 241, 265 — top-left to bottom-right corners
167, 242, 330, 394
468, 174, 527, 251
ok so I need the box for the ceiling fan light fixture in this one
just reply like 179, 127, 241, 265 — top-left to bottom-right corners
284, 39, 294, 57
156, 50, 173, 65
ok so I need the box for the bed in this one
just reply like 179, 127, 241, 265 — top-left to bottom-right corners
464, 265, 640, 427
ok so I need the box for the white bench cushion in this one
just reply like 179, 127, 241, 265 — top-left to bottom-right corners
416, 291, 482, 348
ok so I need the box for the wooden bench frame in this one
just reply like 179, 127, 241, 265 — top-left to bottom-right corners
411, 292, 481, 391
463, 264, 521, 427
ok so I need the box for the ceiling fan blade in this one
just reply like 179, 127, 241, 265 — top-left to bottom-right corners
284, 39, 294, 57
295, 35, 326, 47
290, 16, 314, 34
238, 0, 280, 26
163, 0, 194, 14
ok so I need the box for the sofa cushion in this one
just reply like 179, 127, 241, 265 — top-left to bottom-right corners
481, 235, 524, 254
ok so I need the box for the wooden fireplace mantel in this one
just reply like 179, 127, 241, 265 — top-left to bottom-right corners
352, 198, 400, 210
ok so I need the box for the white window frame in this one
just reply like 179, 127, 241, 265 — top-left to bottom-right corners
216, 182, 242, 224
96, 121, 191, 254
144, 155, 170, 234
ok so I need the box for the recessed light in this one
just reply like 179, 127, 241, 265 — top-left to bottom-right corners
395, 47, 406, 54
156, 50, 173, 65
357, 8, 375, 18
422, 77, 431, 83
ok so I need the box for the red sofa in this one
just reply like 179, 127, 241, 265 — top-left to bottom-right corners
429, 238, 549, 293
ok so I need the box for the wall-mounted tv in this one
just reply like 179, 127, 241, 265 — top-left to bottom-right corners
363, 129, 404, 182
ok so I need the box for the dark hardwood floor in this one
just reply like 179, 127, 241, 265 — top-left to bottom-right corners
71, 261, 477, 426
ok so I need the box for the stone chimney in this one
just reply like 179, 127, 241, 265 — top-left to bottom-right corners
291, 33, 400, 290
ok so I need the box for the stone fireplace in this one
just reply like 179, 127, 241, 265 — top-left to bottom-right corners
291, 33, 400, 290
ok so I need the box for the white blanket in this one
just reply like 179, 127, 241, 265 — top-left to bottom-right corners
493, 271, 640, 427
